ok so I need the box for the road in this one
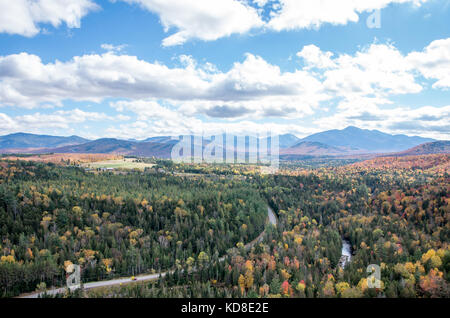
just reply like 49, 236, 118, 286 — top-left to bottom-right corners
20, 272, 168, 298
19, 206, 277, 298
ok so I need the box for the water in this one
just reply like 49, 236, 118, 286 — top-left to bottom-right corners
340, 239, 352, 268
267, 207, 277, 226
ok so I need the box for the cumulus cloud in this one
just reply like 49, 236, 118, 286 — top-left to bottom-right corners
119, 0, 264, 46
1, 38, 449, 122
116, 0, 432, 45
0, 113, 16, 132
1, 38, 449, 139
0, 108, 119, 135
297, 45, 336, 69
295, 42, 428, 114
111, 99, 183, 121
177, 97, 315, 120
322, 43, 422, 98
295, 41, 450, 139
0, 52, 210, 107
267, 0, 429, 31
107, 98, 320, 139
105, 109, 311, 140
1, 0, 432, 43
406, 38, 450, 89
295, 39, 450, 105
1, 38, 448, 112
0, 0, 99, 36
0, 52, 326, 118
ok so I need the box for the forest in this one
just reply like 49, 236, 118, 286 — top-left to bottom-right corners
0, 160, 266, 297
0, 154, 449, 298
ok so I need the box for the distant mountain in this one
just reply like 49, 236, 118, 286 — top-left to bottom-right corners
278, 134, 301, 149
0, 128, 444, 159
29, 135, 297, 158
389, 141, 450, 156
143, 136, 177, 144
281, 141, 350, 156
33, 138, 174, 158
0, 133, 89, 150
142, 134, 299, 149
301, 126, 435, 153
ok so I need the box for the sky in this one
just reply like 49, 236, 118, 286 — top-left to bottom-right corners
0, 0, 449, 140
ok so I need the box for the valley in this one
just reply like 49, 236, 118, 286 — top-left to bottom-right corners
0, 152, 448, 298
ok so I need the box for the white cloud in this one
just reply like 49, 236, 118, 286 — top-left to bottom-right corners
0, 113, 16, 132
0, 0, 433, 43
0, 108, 114, 135
267, 0, 429, 31
111, 99, 183, 121
1, 38, 449, 139
106, 106, 311, 140
297, 45, 336, 69
119, 0, 264, 46
0, 52, 326, 118
295, 42, 427, 114
106, 98, 322, 139
295, 40, 450, 140
115, 0, 432, 46
407, 38, 450, 89
0, 52, 210, 107
0, 0, 99, 36
101, 43, 128, 53
321, 43, 422, 98
295, 39, 450, 111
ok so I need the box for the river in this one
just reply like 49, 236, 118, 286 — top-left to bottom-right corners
340, 239, 352, 268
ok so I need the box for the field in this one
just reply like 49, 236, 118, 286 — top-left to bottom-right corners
83, 158, 156, 170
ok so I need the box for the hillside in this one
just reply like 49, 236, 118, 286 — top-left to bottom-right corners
351, 153, 450, 172
392, 141, 450, 156
0, 133, 89, 150
34, 139, 174, 158
280, 141, 350, 156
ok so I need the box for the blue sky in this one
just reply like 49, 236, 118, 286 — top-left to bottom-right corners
0, 0, 449, 140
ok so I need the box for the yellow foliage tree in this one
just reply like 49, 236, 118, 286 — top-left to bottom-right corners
335, 282, 350, 295
238, 274, 245, 295
244, 270, 254, 289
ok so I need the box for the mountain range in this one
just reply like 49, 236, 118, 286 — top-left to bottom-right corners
0, 133, 88, 151
0, 127, 447, 158
299, 126, 435, 152
32, 138, 175, 158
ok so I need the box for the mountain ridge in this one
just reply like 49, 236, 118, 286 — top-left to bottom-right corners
299, 126, 435, 153
385, 141, 450, 157
0, 133, 89, 150
0, 127, 446, 158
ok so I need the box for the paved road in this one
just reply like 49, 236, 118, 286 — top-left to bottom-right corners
20, 206, 277, 298
20, 272, 168, 298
